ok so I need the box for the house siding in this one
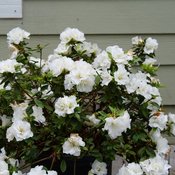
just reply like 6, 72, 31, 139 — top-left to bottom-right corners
0, 0, 175, 173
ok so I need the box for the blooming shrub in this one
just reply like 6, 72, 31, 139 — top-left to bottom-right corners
0, 27, 174, 175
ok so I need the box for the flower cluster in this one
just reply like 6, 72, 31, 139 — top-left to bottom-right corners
117, 154, 171, 175
0, 27, 174, 175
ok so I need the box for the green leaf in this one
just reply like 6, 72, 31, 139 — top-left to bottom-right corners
95, 75, 101, 85
75, 113, 81, 122
60, 159, 67, 173
132, 132, 148, 142
42, 147, 50, 152
138, 147, 146, 157
34, 99, 44, 108
107, 52, 113, 61
132, 133, 139, 142
145, 146, 156, 158
141, 64, 158, 75
109, 106, 115, 113
44, 103, 53, 111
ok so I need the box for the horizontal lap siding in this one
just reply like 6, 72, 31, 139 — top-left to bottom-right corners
0, 0, 175, 34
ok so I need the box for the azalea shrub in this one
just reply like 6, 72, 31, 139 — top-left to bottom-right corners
0, 27, 174, 175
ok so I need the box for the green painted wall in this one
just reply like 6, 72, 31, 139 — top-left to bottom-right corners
0, 0, 175, 120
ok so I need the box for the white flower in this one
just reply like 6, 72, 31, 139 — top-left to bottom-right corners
54, 42, 71, 55
64, 75, 74, 90
127, 163, 143, 175
92, 51, 111, 70
140, 154, 171, 175
7, 27, 30, 44
147, 96, 162, 112
41, 85, 53, 98
27, 165, 57, 175
150, 86, 161, 97
29, 57, 45, 67
0, 148, 7, 161
60, 28, 85, 43
150, 129, 161, 142
117, 165, 129, 175
8, 158, 19, 167
171, 124, 175, 135
10, 102, 28, 121
136, 83, 153, 100
41, 62, 49, 73
62, 134, 85, 156
117, 163, 143, 175
47, 171, 57, 175
143, 57, 157, 65
21, 68, 27, 74
33, 85, 53, 99
149, 112, 168, 130
91, 160, 107, 175
97, 69, 112, 86
0, 115, 11, 127
64, 60, 96, 92
75, 42, 101, 57
168, 113, 175, 123
127, 73, 160, 101
85, 42, 101, 56
12, 171, 24, 175
6, 120, 33, 142
114, 64, 130, 85
0, 59, 20, 73
27, 165, 46, 175
88, 170, 95, 175
156, 136, 170, 154
54, 95, 79, 117
150, 129, 170, 154
106, 45, 132, 64
125, 72, 148, 94
48, 55, 75, 76
103, 111, 131, 139
32, 106, 46, 123
0, 160, 9, 175
152, 96, 162, 106
86, 114, 100, 125
144, 37, 158, 54
76, 78, 96, 92
131, 36, 143, 45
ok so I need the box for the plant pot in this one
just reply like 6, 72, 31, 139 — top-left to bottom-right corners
34, 154, 112, 175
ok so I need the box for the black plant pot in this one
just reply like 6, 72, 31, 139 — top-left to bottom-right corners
34, 155, 112, 175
